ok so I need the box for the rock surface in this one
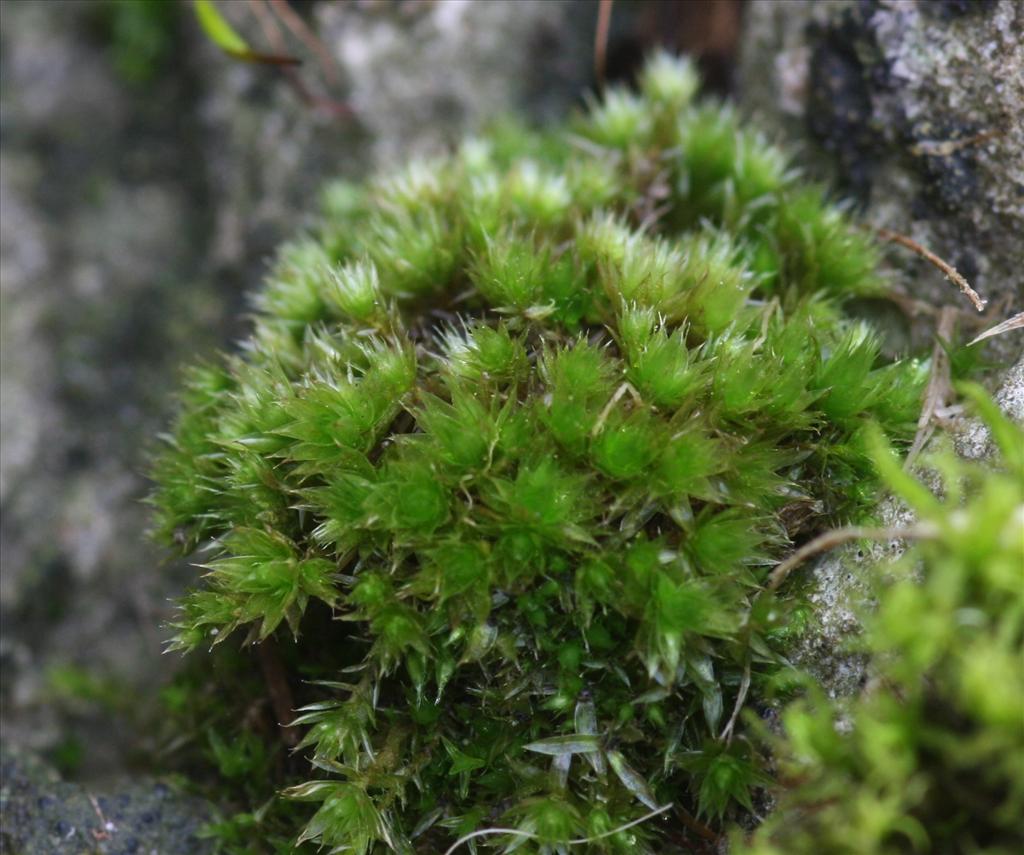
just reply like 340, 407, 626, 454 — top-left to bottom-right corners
793, 356, 1023, 699
0, 746, 214, 855
0, 0, 588, 780
954, 355, 1024, 459
739, 0, 1023, 325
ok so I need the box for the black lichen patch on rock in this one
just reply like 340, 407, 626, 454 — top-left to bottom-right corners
740, 0, 1023, 337
924, 0, 1000, 21
909, 120, 986, 216
804, 4, 883, 202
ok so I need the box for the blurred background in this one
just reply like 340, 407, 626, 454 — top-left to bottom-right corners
0, 0, 745, 785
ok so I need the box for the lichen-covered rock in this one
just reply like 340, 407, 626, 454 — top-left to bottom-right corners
738, 0, 1023, 701
790, 494, 912, 699
954, 355, 1024, 458
0, 745, 215, 855
739, 0, 1023, 317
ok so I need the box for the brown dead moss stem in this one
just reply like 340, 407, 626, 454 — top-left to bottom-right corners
256, 637, 300, 747
766, 523, 939, 593
876, 227, 986, 312
594, 0, 614, 90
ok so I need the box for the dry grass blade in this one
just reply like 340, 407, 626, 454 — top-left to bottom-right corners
968, 311, 1024, 346
906, 306, 956, 467
719, 658, 750, 745
441, 803, 673, 854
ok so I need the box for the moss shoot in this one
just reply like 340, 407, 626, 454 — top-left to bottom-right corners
150, 53, 942, 852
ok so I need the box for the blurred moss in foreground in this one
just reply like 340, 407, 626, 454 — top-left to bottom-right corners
736, 386, 1024, 855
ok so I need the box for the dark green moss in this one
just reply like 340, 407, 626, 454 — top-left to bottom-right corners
150, 54, 931, 852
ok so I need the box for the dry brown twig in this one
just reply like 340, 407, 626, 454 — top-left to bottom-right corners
876, 227, 986, 312
268, 0, 341, 85
88, 794, 113, 841
766, 523, 939, 593
256, 637, 300, 747
248, 0, 351, 118
673, 805, 721, 845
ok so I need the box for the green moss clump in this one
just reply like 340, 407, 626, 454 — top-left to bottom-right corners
151, 53, 928, 852
736, 387, 1024, 855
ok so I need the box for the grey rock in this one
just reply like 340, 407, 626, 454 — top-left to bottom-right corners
954, 355, 1024, 459
0, 745, 214, 855
791, 498, 911, 699
739, 0, 1023, 326
0, 0, 588, 777
192, 0, 589, 278
322, 0, 588, 167
1, 0, 211, 772
792, 356, 1023, 700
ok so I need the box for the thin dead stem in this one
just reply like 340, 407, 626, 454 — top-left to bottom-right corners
719, 658, 751, 745
257, 637, 300, 747
909, 126, 1004, 158
591, 382, 642, 436
442, 802, 673, 855
268, 0, 341, 85
766, 523, 938, 593
674, 804, 721, 844
88, 794, 112, 841
877, 227, 986, 312
248, 0, 351, 118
